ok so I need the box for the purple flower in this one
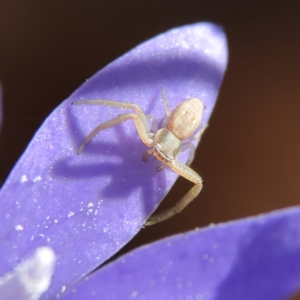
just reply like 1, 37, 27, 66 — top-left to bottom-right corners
1, 22, 299, 300
62, 207, 300, 300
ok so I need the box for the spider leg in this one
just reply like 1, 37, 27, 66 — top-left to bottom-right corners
193, 124, 208, 140
146, 114, 158, 133
145, 161, 202, 225
142, 148, 155, 162
161, 89, 171, 128
72, 99, 150, 135
77, 112, 154, 154
180, 143, 196, 166
73, 100, 155, 153
156, 164, 167, 172
178, 124, 208, 165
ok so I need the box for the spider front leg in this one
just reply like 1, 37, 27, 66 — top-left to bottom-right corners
76, 113, 140, 154
145, 161, 203, 225
72, 100, 154, 153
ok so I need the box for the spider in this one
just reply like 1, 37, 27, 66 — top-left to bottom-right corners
72, 91, 206, 225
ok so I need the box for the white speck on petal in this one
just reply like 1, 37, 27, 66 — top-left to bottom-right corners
33, 176, 42, 183
15, 225, 24, 231
87, 202, 94, 208
20, 175, 28, 183
68, 211, 75, 218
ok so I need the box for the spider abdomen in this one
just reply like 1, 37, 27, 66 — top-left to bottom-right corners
168, 98, 204, 140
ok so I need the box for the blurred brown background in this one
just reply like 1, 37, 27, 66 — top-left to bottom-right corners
0, 1, 300, 296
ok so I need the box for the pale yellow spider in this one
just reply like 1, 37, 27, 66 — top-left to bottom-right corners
72, 91, 206, 225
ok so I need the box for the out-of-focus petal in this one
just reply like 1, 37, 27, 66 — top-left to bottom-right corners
0, 247, 55, 300
0, 22, 228, 298
63, 207, 300, 300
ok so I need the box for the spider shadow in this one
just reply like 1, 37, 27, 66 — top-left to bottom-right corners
52, 91, 168, 216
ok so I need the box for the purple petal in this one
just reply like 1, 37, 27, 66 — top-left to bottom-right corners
0, 22, 228, 298
0, 247, 56, 300
63, 206, 300, 300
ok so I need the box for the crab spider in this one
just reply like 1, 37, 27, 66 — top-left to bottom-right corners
72, 91, 206, 225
